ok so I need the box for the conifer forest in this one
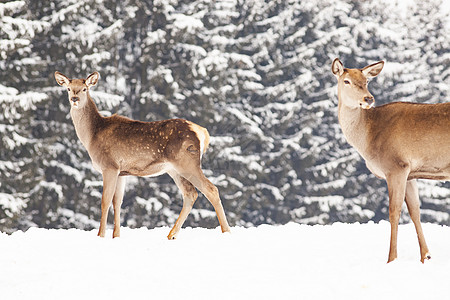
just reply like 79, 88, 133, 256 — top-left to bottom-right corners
1, 0, 449, 233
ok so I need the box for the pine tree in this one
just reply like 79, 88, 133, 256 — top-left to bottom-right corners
1, 0, 449, 232
0, 1, 49, 231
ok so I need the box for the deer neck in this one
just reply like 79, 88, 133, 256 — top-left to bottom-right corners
70, 95, 103, 150
337, 98, 370, 157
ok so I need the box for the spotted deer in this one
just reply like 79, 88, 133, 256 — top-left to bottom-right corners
332, 58, 450, 263
54, 71, 231, 239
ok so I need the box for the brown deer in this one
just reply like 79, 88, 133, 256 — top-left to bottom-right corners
332, 58, 450, 263
54, 71, 231, 239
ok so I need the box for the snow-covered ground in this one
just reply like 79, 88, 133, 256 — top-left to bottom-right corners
1, 222, 450, 300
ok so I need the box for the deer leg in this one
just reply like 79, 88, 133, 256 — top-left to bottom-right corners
404, 179, 431, 263
112, 176, 126, 238
167, 171, 198, 240
98, 169, 119, 237
386, 171, 408, 263
178, 167, 231, 234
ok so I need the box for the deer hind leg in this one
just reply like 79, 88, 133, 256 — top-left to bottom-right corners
404, 179, 431, 263
386, 170, 408, 263
177, 166, 231, 234
98, 169, 119, 237
112, 176, 126, 238
167, 170, 198, 240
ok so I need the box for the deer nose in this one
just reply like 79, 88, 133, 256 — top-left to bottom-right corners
364, 96, 374, 106
71, 97, 80, 102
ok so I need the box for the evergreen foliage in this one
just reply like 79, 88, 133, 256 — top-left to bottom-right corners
1, 0, 449, 232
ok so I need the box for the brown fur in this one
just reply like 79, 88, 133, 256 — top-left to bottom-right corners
332, 58, 450, 263
364, 102, 450, 180
55, 71, 230, 239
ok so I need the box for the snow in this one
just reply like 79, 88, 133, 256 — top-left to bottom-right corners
145, 29, 167, 44
44, 1, 85, 25
1, 222, 450, 299
135, 196, 163, 211
89, 91, 124, 109
0, 192, 25, 216
48, 160, 83, 183
170, 13, 204, 33
0, 84, 47, 107
1, 0, 450, 269
256, 183, 284, 201
0, 1, 25, 17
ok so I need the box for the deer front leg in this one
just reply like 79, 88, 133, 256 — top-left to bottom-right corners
112, 176, 126, 238
98, 169, 119, 238
386, 171, 408, 263
404, 179, 431, 263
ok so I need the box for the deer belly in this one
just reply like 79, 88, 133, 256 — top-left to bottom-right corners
120, 162, 172, 178
142, 168, 168, 178
409, 164, 450, 181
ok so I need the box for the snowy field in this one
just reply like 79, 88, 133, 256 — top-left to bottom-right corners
1, 222, 450, 300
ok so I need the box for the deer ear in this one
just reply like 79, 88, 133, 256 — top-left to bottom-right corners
332, 58, 344, 78
86, 72, 100, 87
55, 71, 70, 86
362, 61, 384, 78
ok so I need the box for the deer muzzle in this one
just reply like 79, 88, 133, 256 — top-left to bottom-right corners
360, 96, 375, 109
71, 97, 80, 107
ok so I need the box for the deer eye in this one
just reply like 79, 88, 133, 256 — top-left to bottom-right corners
82, 88, 87, 92
344, 80, 350, 85
67, 88, 71, 91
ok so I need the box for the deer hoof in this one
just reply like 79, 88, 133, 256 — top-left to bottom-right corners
421, 253, 431, 263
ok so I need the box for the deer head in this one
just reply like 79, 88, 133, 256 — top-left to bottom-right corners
332, 58, 384, 109
54, 71, 100, 109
